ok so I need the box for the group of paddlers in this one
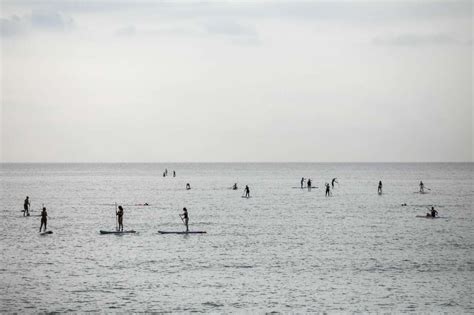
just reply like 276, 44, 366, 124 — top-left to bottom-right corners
21, 177, 438, 234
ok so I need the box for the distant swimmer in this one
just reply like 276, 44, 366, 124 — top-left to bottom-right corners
39, 207, 47, 232
163, 172, 166, 177
300, 177, 305, 189
331, 178, 338, 189
307, 179, 312, 191
173, 170, 176, 177
116, 205, 124, 231
401, 203, 407, 207
419, 181, 424, 193
325, 183, 331, 197
179, 207, 189, 232
378, 181, 383, 194
427, 206, 438, 218
23, 196, 30, 217
186, 183, 191, 190
232, 183, 238, 190
244, 185, 250, 198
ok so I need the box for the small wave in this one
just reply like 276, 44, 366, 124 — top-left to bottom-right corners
202, 301, 224, 308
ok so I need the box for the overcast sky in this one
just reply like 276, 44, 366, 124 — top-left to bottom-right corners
1, 0, 472, 162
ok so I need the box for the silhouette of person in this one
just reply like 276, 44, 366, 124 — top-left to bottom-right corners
244, 185, 250, 198
39, 207, 47, 232
325, 183, 331, 197
180, 207, 189, 232
24, 196, 30, 217
117, 205, 124, 231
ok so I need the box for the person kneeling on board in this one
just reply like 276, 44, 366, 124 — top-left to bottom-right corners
117, 205, 124, 231
378, 181, 383, 194
427, 206, 438, 218
179, 207, 189, 232
232, 183, 238, 190
186, 183, 191, 190
39, 207, 47, 232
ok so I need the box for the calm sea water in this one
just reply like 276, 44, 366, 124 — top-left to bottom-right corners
0, 163, 472, 313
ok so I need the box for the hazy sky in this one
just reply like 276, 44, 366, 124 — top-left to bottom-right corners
1, 0, 472, 162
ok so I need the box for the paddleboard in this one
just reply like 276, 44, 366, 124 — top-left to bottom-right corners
241, 196, 251, 198
158, 231, 206, 234
415, 215, 442, 219
100, 230, 136, 234
40, 231, 53, 235
413, 191, 429, 194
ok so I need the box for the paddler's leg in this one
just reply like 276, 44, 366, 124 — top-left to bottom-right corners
185, 218, 189, 232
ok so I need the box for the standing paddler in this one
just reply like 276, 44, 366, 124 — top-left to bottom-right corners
179, 207, 189, 232
116, 205, 124, 232
39, 207, 47, 232
23, 196, 30, 217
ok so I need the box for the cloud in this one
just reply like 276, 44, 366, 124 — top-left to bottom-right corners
372, 33, 466, 46
0, 10, 74, 37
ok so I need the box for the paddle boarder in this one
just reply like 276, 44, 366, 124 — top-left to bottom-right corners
232, 183, 238, 190
173, 170, 176, 177
307, 179, 312, 191
39, 207, 47, 232
378, 181, 383, 194
23, 196, 30, 217
325, 183, 331, 197
331, 178, 338, 189
427, 206, 438, 218
300, 177, 305, 189
179, 207, 189, 232
419, 181, 424, 193
186, 183, 191, 190
244, 185, 250, 198
116, 205, 124, 232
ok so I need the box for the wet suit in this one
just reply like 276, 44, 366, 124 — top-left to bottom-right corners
331, 178, 338, 189
117, 206, 124, 231
300, 178, 305, 189
325, 183, 331, 197
39, 207, 47, 232
378, 181, 383, 194
307, 179, 312, 191
244, 186, 250, 198
233, 183, 238, 190
419, 181, 424, 193
430, 207, 438, 218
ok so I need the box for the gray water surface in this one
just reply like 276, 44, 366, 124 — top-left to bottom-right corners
1, 163, 472, 312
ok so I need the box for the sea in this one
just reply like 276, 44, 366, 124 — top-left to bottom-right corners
0, 163, 472, 313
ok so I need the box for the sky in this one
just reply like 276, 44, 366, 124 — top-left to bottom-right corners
1, 0, 472, 162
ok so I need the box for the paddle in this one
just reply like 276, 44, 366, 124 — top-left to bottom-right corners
115, 202, 118, 232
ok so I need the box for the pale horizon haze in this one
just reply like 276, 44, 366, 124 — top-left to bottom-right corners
1, 0, 473, 162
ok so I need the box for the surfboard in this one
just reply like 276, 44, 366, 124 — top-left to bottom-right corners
99, 230, 137, 234
40, 231, 53, 235
158, 231, 206, 234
